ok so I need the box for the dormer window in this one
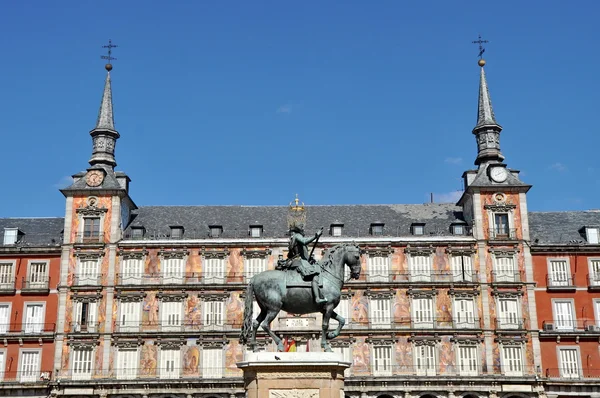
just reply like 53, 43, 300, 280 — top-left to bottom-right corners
3, 228, 19, 245
587, 227, 600, 244
451, 224, 465, 235
249, 225, 263, 238
411, 223, 425, 236
370, 223, 384, 236
209, 225, 223, 238
330, 224, 344, 237
131, 227, 145, 239
170, 226, 184, 239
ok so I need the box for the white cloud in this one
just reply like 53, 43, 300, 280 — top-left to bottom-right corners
53, 175, 73, 189
444, 157, 463, 165
277, 104, 292, 114
550, 162, 567, 172
432, 191, 463, 203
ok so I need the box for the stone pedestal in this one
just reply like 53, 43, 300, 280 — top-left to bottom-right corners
237, 352, 350, 398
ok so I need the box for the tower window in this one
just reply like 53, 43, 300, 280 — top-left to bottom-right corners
494, 213, 509, 236
411, 224, 425, 236
330, 224, 343, 237
249, 225, 263, 238
209, 225, 223, 238
370, 223, 384, 236
170, 226, 184, 239
83, 218, 101, 241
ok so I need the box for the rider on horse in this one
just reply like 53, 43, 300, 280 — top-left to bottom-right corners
285, 225, 327, 305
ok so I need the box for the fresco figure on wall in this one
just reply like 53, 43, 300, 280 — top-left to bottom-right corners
226, 293, 244, 328
225, 341, 244, 375
146, 250, 159, 276
143, 293, 159, 328
183, 345, 199, 376
140, 344, 157, 376
352, 339, 371, 375
185, 294, 201, 327
351, 291, 369, 325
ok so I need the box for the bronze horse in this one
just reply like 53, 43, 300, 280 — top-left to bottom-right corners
239, 244, 361, 352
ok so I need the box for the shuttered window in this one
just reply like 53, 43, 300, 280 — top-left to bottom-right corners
410, 255, 431, 282
28, 262, 47, 286
203, 301, 224, 329
369, 298, 390, 327
559, 348, 580, 378
373, 346, 392, 376
549, 260, 570, 286
0, 262, 14, 289
245, 258, 266, 280
74, 301, 97, 332
451, 255, 473, 282
454, 298, 475, 328
554, 300, 575, 330
160, 349, 181, 379
590, 260, 600, 285
0, 305, 9, 334
161, 301, 182, 331
204, 258, 225, 283
24, 304, 44, 333
121, 258, 143, 284
494, 256, 515, 282
502, 346, 523, 376
414, 344, 436, 375
412, 297, 434, 328
0, 351, 5, 381
72, 348, 93, 380
162, 258, 184, 283
116, 349, 138, 379
498, 298, 519, 329
119, 302, 141, 332
78, 259, 99, 285
202, 348, 223, 378
367, 256, 389, 282
457, 346, 478, 376
20, 351, 40, 382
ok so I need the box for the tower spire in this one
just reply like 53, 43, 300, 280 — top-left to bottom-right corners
471, 36, 504, 166
89, 40, 120, 169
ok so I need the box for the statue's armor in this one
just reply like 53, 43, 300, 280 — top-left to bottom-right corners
288, 232, 320, 279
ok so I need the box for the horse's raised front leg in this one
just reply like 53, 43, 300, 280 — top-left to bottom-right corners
326, 310, 345, 340
260, 310, 284, 352
250, 309, 266, 352
321, 308, 334, 352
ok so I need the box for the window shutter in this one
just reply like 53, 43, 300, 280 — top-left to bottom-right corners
122, 258, 143, 284
591, 260, 600, 285
458, 346, 478, 375
373, 346, 392, 376
455, 299, 475, 328
559, 348, 579, 378
0, 351, 5, 380
163, 258, 184, 283
550, 260, 569, 286
29, 262, 47, 285
72, 349, 93, 380
451, 255, 473, 281
369, 298, 390, 327
161, 349, 181, 379
121, 302, 141, 332
368, 256, 389, 282
410, 256, 431, 282
498, 299, 519, 329
205, 258, 225, 283
20, 351, 40, 382
25, 305, 43, 333
555, 301, 574, 330
502, 346, 523, 376
415, 345, 436, 375
332, 298, 349, 327
413, 298, 433, 327
161, 301, 182, 331
117, 349, 138, 379
0, 263, 12, 288
0, 305, 9, 334
202, 348, 223, 378
87, 302, 97, 332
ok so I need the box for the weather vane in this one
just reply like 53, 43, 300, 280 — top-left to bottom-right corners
472, 34, 488, 59
101, 39, 118, 71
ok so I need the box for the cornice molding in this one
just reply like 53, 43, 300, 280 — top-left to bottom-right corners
405, 245, 435, 256
72, 292, 103, 302
156, 290, 188, 301
364, 288, 395, 299
241, 248, 272, 258
407, 288, 438, 297
118, 248, 148, 260
363, 245, 394, 257
159, 248, 189, 259
74, 248, 105, 260
115, 290, 146, 302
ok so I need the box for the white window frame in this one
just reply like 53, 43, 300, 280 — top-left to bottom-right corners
160, 348, 181, 379
409, 255, 432, 282
23, 302, 45, 334
493, 254, 516, 283
162, 257, 185, 284
497, 297, 520, 329
412, 296, 434, 328
588, 258, 600, 286
121, 257, 144, 285
73, 301, 98, 332
372, 345, 392, 376
119, 301, 141, 332
547, 258, 571, 287
77, 257, 100, 285
456, 344, 479, 376
595, 299, 600, 328
19, 349, 41, 382
26, 260, 49, 288
552, 299, 576, 331
160, 301, 182, 332
249, 226, 263, 238
414, 343, 437, 376
116, 348, 139, 380
587, 227, 600, 244
368, 296, 391, 328
244, 257, 267, 281
367, 255, 390, 282
557, 346, 581, 379
202, 346, 223, 378
451, 254, 473, 282
501, 345, 523, 376
453, 297, 476, 328
203, 257, 226, 284
0, 261, 15, 290
0, 349, 5, 381
3, 228, 18, 245
331, 225, 343, 237
202, 300, 225, 330
80, 216, 103, 242
0, 303, 11, 334
71, 347, 93, 380
490, 210, 514, 238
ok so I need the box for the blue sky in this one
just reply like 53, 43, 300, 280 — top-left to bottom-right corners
1, 1, 599, 217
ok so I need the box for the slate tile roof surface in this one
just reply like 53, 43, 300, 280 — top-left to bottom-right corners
529, 211, 600, 245
125, 204, 467, 239
0, 217, 64, 246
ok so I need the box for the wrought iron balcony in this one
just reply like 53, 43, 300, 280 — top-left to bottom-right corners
541, 319, 600, 333
587, 273, 600, 290
547, 274, 576, 291
491, 271, 524, 284
21, 277, 50, 292
343, 316, 481, 331
69, 322, 101, 333
74, 232, 106, 244
115, 272, 253, 286
113, 320, 244, 334
73, 275, 102, 286
488, 228, 517, 240
495, 317, 527, 330
0, 370, 52, 383
545, 367, 600, 379
0, 277, 16, 294
0, 322, 56, 335
57, 367, 238, 381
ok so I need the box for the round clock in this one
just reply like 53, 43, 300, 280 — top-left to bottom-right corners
490, 167, 508, 183
86, 170, 104, 187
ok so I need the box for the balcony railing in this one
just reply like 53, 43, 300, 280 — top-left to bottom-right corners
547, 274, 575, 290
587, 273, 600, 289
546, 368, 600, 379
542, 319, 600, 332
0, 370, 52, 383
488, 228, 517, 240
495, 317, 527, 330
74, 232, 106, 244
21, 277, 50, 291
73, 275, 103, 286
491, 271, 523, 284
343, 317, 482, 330
57, 367, 237, 381
69, 322, 101, 333
113, 320, 244, 333
0, 277, 16, 292
0, 322, 56, 334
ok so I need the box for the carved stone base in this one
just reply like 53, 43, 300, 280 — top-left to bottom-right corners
237, 352, 350, 398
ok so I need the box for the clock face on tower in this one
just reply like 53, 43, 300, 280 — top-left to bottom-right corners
489, 166, 508, 183
86, 170, 105, 187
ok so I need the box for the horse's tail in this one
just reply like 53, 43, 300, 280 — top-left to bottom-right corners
239, 282, 254, 345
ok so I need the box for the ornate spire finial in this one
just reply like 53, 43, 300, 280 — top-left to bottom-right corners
101, 39, 118, 71
288, 194, 306, 231
472, 33, 488, 66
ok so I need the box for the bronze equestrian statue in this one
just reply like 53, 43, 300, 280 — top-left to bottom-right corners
285, 226, 327, 304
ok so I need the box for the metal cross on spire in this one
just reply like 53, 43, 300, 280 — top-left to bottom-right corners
472, 34, 488, 59
101, 39, 118, 68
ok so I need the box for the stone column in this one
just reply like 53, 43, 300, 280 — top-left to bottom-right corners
238, 352, 350, 398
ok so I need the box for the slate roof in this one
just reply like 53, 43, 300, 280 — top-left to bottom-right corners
0, 217, 64, 247
125, 204, 467, 239
529, 211, 600, 245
